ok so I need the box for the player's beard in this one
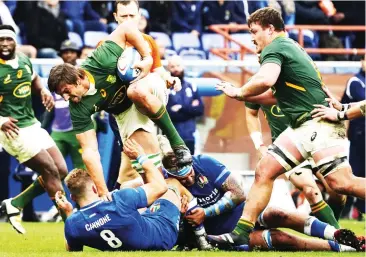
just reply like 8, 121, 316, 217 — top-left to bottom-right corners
173, 70, 185, 82
0, 47, 16, 60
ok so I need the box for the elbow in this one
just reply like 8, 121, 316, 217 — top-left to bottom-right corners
157, 183, 168, 198
262, 78, 274, 89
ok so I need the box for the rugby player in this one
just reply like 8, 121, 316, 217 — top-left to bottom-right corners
245, 101, 342, 228
209, 7, 366, 247
159, 137, 363, 252
111, 0, 186, 189
0, 25, 68, 234
56, 139, 184, 251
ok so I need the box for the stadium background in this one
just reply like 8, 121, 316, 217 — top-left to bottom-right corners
0, 0, 365, 222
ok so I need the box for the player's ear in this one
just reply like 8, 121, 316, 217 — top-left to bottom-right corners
70, 194, 76, 202
113, 12, 118, 22
92, 185, 98, 195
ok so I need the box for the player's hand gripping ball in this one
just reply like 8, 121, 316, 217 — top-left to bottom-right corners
117, 47, 142, 84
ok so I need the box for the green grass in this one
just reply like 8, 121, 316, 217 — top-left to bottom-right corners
0, 220, 364, 257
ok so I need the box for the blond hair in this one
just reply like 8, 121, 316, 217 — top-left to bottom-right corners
65, 169, 93, 199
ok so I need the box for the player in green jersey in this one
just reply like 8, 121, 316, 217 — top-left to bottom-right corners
48, 18, 190, 201
0, 25, 68, 234
245, 101, 341, 228
209, 7, 365, 248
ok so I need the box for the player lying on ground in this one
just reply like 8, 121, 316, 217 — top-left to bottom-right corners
56, 139, 185, 251
110, 0, 187, 190
210, 7, 366, 248
47, 11, 188, 202
158, 136, 363, 252
0, 25, 68, 234
245, 99, 344, 228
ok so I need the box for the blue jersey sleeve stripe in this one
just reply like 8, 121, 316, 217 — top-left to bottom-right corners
214, 168, 231, 186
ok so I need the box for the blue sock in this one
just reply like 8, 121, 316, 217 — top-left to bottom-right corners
305, 216, 329, 239
328, 240, 340, 252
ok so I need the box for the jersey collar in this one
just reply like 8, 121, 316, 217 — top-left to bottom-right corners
80, 200, 103, 211
0, 55, 19, 69
83, 69, 97, 96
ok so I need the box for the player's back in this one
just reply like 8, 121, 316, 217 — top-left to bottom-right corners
65, 188, 176, 251
260, 35, 328, 127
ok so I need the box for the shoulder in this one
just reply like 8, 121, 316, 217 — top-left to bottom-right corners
17, 52, 32, 65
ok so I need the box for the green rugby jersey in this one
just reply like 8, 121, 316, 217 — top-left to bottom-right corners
0, 53, 37, 128
260, 34, 328, 128
245, 102, 289, 142
70, 40, 133, 133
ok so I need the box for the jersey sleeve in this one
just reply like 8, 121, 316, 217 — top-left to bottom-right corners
145, 35, 162, 70
260, 43, 284, 67
65, 220, 83, 251
245, 101, 261, 110
196, 155, 231, 188
113, 187, 148, 210
69, 102, 94, 134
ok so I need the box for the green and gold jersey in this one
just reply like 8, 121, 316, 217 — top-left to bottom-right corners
70, 40, 133, 134
245, 102, 289, 142
260, 34, 328, 128
0, 53, 37, 128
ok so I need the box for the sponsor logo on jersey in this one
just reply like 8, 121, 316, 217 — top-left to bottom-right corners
13, 82, 31, 98
106, 75, 116, 84
196, 188, 221, 207
197, 175, 208, 188
149, 203, 160, 213
311, 132, 317, 141
109, 85, 127, 107
17, 70, 23, 79
4, 74, 12, 84
270, 105, 285, 117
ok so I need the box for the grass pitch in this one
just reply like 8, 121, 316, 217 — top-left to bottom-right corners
0, 220, 364, 257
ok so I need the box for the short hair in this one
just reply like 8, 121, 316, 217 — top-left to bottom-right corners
65, 169, 93, 200
248, 7, 285, 32
114, 0, 139, 12
48, 63, 84, 93
0, 24, 16, 33
162, 152, 178, 171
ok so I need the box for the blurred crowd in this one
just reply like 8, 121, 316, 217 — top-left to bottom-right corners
0, 0, 364, 61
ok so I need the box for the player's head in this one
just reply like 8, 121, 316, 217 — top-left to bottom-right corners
59, 40, 80, 65
248, 7, 285, 54
65, 169, 99, 204
162, 152, 195, 187
114, 0, 140, 26
48, 64, 88, 103
167, 55, 184, 80
0, 25, 17, 60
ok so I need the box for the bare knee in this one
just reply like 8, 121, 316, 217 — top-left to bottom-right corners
57, 163, 68, 180
127, 83, 149, 103
326, 172, 354, 195
42, 161, 60, 180
264, 207, 289, 225
255, 161, 277, 183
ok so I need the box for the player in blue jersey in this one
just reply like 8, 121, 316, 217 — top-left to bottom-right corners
158, 136, 364, 252
55, 139, 182, 251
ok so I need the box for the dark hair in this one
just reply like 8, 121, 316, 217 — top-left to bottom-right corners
162, 152, 178, 171
114, 0, 139, 12
248, 7, 285, 32
48, 63, 84, 93
0, 25, 16, 33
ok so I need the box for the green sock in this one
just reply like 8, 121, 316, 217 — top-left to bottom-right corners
311, 200, 340, 229
233, 217, 254, 240
150, 105, 185, 147
11, 177, 46, 209
328, 196, 347, 221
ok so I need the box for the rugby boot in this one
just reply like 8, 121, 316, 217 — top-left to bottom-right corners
172, 145, 192, 168
334, 229, 364, 251
1, 199, 26, 234
208, 232, 249, 250
196, 233, 213, 251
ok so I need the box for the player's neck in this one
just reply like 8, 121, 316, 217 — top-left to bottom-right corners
270, 31, 286, 43
78, 195, 101, 208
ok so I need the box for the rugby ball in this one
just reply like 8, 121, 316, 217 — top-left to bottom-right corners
117, 47, 141, 84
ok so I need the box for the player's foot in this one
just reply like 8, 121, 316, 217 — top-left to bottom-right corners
172, 145, 192, 168
207, 232, 249, 250
334, 229, 363, 251
0, 199, 26, 234
196, 234, 213, 251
